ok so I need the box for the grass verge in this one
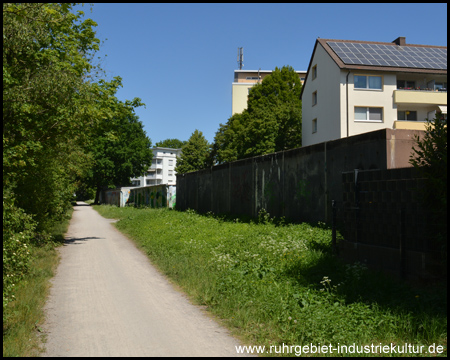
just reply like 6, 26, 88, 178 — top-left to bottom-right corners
2, 207, 73, 357
93, 205, 447, 357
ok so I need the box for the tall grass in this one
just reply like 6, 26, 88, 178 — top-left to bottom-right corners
3, 208, 73, 357
94, 206, 447, 357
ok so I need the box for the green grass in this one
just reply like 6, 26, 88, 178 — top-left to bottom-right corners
3, 208, 73, 357
93, 205, 447, 357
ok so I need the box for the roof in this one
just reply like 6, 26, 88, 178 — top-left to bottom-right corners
300, 37, 447, 98
234, 69, 307, 73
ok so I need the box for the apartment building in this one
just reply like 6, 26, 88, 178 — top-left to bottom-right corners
232, 69, 306, 115
301, 37, 447, 147
130, 147, 182, 187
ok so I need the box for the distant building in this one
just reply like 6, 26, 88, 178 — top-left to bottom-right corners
130, 147, 182, 187
301, 36, 447, 147
232, 69, 307, 115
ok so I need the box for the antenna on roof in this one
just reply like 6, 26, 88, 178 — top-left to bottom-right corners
237, 47, 243, 70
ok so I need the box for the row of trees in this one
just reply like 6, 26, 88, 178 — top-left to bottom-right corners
175, 66, 303, 174
3, 3, 153, 313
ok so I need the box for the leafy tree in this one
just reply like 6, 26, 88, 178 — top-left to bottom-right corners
209, 112, 246, 164
3, 3, 103, 231
175, 130, 210, 174
409, 114, 447, 249
3, 3, 152, 310
84, 100, 153, 204
155, 138, 187, 149
211, 66, 302, 164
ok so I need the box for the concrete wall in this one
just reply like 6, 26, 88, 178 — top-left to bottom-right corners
100, 187, 133, 207
129, 185, 176, 209
176, 128, 424, 223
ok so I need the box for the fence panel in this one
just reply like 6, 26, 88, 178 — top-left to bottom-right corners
335, 168, 444, 280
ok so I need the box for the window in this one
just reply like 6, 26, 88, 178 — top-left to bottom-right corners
169, 159, 174, 166
355, 107, 383, 122
397, 80, 415, 89
312, 119, 317, 133
168, 170, 173, 177
398, 111, 417, 121
435, 82, 447, 91
312, 65, 317, 80
131, 180, 141, 186
354, 75, 382, 90
312, 91, 317, 106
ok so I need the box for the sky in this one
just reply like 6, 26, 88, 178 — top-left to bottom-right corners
72, 3, 447, 145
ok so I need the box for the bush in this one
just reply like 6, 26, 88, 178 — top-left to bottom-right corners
3, 189, 36, 320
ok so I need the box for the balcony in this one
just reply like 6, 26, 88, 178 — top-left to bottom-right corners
394, 89, 447, 105
393, 120, 427, 131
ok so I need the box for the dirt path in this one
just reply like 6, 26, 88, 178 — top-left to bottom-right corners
41, 202, 247, 357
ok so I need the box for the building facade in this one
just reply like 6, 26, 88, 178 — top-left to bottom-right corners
301, 37, 447, 147
232, 69, 306, 115
130, 147, 182, 187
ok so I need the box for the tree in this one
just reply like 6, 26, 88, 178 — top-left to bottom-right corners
3, 3, 104, 231
209, 112, 246, 164
175, 130, 210, 174
3, 2, 125, 314
155, 138, 187, 149
84, 100, 153, 204
211, 66, 302, 164
409, 113, 447, 248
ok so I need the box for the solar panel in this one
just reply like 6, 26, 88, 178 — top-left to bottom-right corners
327, 41, 447, 70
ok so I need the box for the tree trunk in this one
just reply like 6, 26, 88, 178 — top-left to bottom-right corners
94, 186, 101, 205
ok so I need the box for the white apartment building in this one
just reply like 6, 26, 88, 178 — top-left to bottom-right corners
232, 69, 306, 115
130, 147, 182, 187
301, 37, 447, 147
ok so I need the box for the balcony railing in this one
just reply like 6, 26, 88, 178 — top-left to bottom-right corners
393, 120, 427, 130
396, 87, 447, 92
394, 89, 447, 105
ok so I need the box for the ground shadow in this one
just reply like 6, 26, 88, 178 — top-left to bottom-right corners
63, 236, 103, 245
285, 251, 447, 321
73, 202, 92, 207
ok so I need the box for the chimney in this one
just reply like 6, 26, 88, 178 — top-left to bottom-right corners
392, 37, 406, 46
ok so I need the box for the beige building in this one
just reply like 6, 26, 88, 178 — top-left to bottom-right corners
232, 69, 306, 115
301, 37, 447, 147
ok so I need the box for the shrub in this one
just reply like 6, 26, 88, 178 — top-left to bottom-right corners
3, 189, 36, 320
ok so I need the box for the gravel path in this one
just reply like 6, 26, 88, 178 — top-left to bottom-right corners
41, 202, 247, 357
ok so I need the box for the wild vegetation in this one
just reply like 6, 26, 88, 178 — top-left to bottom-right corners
3, 207, 73, 356
94, 205, 447, 357
3, 4, 151, 355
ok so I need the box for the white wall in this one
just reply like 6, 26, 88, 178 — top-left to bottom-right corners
130, 147, 181, 187
302, 44, 342, 147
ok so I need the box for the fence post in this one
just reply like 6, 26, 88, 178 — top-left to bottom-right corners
400, 207, 406, 279
354, 169, 360, 244
332, 200, 337, 254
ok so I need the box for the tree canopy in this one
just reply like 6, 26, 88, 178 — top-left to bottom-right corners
87, 102, 153, 204
155, 138, 187, 149
210, 66, 302, 164
409, 114, 447, 248
175, 130, 210, 174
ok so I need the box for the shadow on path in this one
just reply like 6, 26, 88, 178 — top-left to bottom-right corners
63, 236, 103, 245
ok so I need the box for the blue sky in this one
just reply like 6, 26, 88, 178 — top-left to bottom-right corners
73, 3, 447, 145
